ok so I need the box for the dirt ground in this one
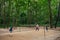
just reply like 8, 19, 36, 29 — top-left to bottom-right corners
0, 27, 60, 40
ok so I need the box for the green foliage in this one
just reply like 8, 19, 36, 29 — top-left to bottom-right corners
0, 0, 59, 28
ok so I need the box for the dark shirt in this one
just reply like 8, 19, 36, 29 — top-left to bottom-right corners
9, 27, 13, 32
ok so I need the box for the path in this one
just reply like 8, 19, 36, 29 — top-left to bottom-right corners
0, 28, 60, 40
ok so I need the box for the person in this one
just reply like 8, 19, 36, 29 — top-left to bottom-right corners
36, 24, 39, 31
45, 21, 49, 31
46, 25, 48, 31
9, 26, 13, 33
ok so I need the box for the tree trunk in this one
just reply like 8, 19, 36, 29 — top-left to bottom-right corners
27, 0, 32, 24
48, 0, 53, 28
55, 1, 60, 28
1, 0, 6, 28
0, 0, 2, 25
9, 0, 12, 27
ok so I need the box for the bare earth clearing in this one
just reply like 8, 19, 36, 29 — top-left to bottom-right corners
0, 27, 60, 40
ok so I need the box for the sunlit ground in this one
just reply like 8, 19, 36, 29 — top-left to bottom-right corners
0, 27, 60, 40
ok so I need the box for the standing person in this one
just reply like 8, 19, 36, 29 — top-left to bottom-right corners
46, 24, 48, 31
45, 21, 49, 31
36, 24, 39, 31
9, 25, 13, 37
9, 25, 13, 33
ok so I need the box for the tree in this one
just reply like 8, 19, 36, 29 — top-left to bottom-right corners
48, 0, 53, 28
0, 0, 59, 28
55, 1, 60, 28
